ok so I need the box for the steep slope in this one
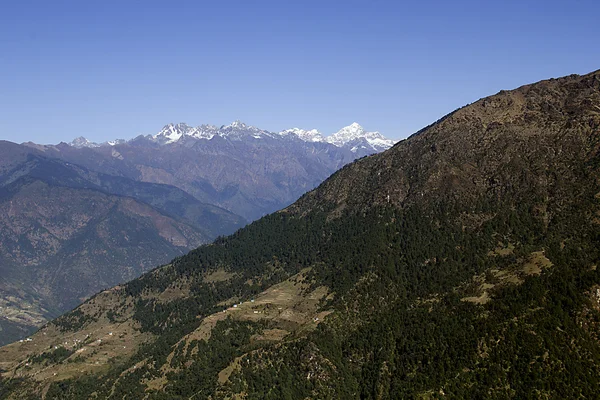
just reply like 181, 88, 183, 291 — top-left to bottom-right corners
2, 70, 600, 399
0, 150, 245, 345
0, 153, 246, 239
0, 179, 206, 345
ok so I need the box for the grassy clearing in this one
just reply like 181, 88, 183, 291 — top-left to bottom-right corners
204, 268, 236, 283
461, 250, 554, 305
488, 242, 515, 256
522, 251, 553, 275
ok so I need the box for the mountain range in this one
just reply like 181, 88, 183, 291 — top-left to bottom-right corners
68, 121, 395, 154
0, 123, 395, 345
25, 122, 394, 221
2, 70, 599, 398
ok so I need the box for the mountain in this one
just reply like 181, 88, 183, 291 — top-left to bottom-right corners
281, 122, 395, 152
0, 122, 392, 345
279, 128, 325, 142
68, 137, 126, 148
29, 122, 395, 221
69, 121, 394, 154
3, 70, 600, 398
325, 122, 395, 152
68, 136, 101, 148
0, 145, 245, 346
150, 123, 218, 144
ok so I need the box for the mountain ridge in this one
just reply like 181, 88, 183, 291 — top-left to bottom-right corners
65, 121, 396, 154
26, 124, 391, 221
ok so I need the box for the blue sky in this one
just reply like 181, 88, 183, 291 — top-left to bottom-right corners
1, 0, 599, 144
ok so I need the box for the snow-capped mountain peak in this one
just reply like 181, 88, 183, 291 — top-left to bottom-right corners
153, 123, 191, 143
69, 136, 126, 148
227, 120, 248, 129
192, 124, 219, 140
151, 123, 217, 143
67, 120, 396, 153
326, 123, 396, 151
326, 123, 367, 146
279, 128, 325, 142
70, 136, 100, 148
220, 121, 271, 139
221, 120, 259, 132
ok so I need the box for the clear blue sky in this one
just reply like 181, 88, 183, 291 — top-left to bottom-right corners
1, 0, 599, 144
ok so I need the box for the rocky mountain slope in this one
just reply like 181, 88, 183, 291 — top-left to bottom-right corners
2, 70, 600, 398
29, 122, 395, 221
0, 146, 245, 346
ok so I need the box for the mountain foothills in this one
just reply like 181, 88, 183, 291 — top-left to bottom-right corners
29, 122, 395, 221
2, 70, 600, 399
0, 144, 245, 346
0, 122, 393, 346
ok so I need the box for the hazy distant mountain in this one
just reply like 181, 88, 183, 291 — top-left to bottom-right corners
32, 122, 396, 221
326, 122, 396, 152
0, 144, 245, 345
279, 127, 325, 142
68, 121, 395, 155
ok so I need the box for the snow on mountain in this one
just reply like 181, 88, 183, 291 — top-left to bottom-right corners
153, 123, 192, 143
219, 120, 274, 140
326, 122, 368, 147
151, 123, 218, 144
70, 137, 101, 148
279, 128, 325, 142
68, 137, 128, 148
325, 122, 395, 151
154, 123, 186, 143
68, 121, 396, 152
106, 139, 126, 146
192, 124, 219, 140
